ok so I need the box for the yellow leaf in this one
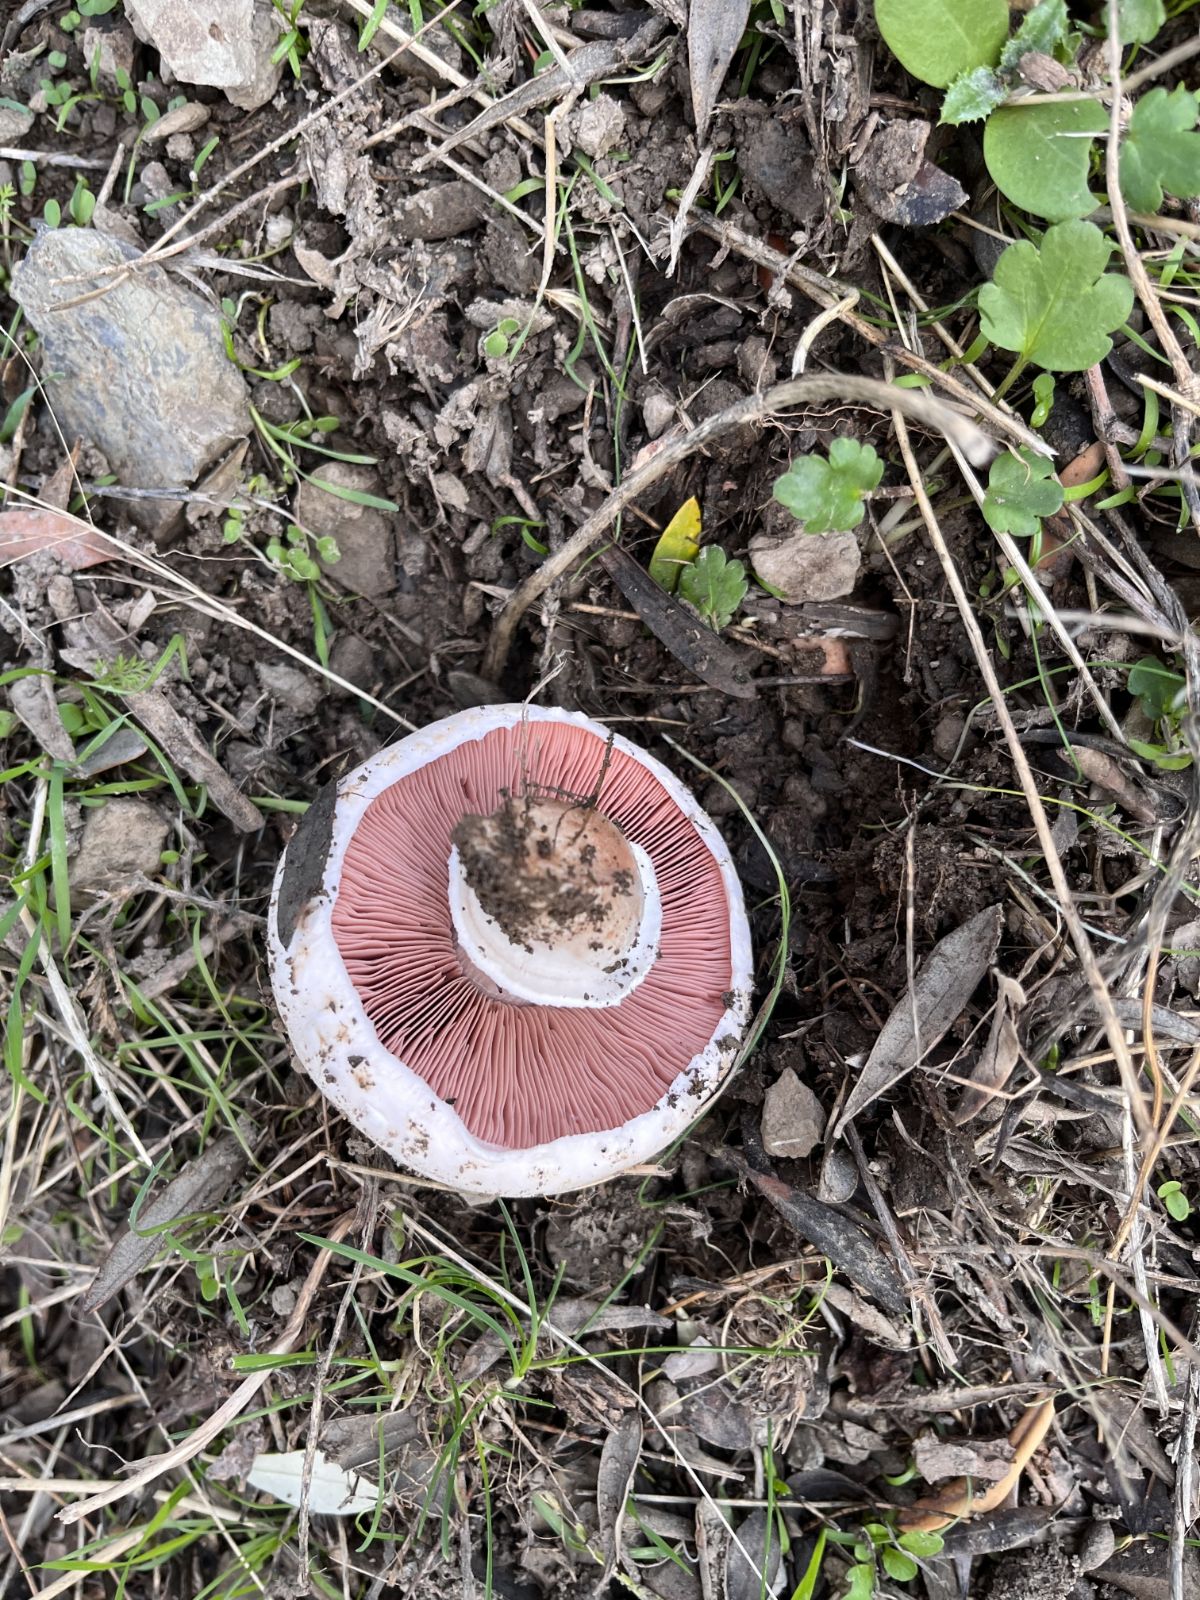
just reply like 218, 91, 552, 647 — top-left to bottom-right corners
648, 496, 701, 592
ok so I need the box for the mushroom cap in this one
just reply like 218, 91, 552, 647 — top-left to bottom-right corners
267, 704, 753, 1197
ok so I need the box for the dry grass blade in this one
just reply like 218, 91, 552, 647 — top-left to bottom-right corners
891, 395, 1150, 1137
56, 1211, 356, 1525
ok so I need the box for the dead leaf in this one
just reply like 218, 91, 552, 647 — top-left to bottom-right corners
597, 544, 757, 699
832, 903, 1004, 1138
688, 0, 751, 142
596, 1410, 642, 1583
0, 507, 116, 571
83, 1119, 258, 1313
900, 1396, 1056, 1533
723, 1148, 907, 1316
954, 973, 1025, 1124
9, 674, 76, 763
725, 1509, 782, 1600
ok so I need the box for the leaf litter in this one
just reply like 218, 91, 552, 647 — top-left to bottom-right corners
3, 0, 1200, 1595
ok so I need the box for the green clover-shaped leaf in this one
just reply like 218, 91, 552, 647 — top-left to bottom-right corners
772, 438, 884, 532
678, 545, 748, 631
983, 448, 1064, 535
1120, 86, 1200, 215
978, 220, 1134, 372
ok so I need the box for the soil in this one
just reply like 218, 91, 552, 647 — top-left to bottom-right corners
2, 2, 1199, 1598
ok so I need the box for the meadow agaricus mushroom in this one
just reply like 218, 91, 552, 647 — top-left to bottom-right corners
267, 704, 753, 1197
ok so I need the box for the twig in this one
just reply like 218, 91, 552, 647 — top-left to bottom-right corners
481, 373, 995, 681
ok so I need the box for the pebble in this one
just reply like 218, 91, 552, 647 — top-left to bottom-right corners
295, 462, 396, 597
11, 230, 249, 534
761, 1067, 827, 1159
123, 0, 283, 110
71, 798, 168, 895
750, 525, 861, 603
255, 661, 322, 715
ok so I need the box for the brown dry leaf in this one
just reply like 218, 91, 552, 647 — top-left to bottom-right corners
900, 1396, 1056, 1533
597, 544, 756, 699
83, 1119, 258, 1313
832, 903, 1004, 1138
725, 1149, 907, 1316
954, 973, 1025, 1124
596, 1410, 642, 1583
688, 0, 751, 143
0, 507, 116, 571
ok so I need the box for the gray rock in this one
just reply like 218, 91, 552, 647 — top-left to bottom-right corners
81, 23, 136, 88
0, 103, 34, 142
11, 229, 249, 531
123, 0, 283, 111
255, 661, 322, 715
750, 525, 861, 603
395, 182, 483, 242
295, 462, 396, 597
761, 1067, 826, 1159
72, 798, 168, 894
570, 94, 625, 159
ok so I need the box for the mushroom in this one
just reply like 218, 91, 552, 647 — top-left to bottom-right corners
267, 704, 753, 1197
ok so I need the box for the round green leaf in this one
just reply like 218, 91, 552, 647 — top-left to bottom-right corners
984, 101, 1108, 221
875, 0, 1008, 87
882, 1547, 919, 1582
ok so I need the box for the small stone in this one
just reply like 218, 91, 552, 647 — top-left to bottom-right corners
395, 181, 483, 242
571, 94, 626, 159
0, 103, 34, 142
11, 230, 249, 534
642, 391, 675, 439
72, 798, 168, 895
329, 634, 377, 695
124, 0, 283, 110
80, 23, 136, 88
255, 661, 322, 715
750, 526, 861, 603
295, 461, 396, 597
761, 1068, 826, 1159
270, 1283, 298, 1317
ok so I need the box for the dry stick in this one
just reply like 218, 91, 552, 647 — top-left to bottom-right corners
56, 1211, 356, 1526
1172, 1314, 1200, 1600
481, 374, 994, 682
1105, 0, 1200, 534
890, 406, 1150, 1135
683, 213, 1049, 457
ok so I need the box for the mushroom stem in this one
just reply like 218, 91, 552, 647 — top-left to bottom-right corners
448, 795, 662, 1008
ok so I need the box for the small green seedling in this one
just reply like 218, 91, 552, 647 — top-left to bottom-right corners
983, 100, 1107, 222
983, 448, 1064, 536
679, 546, 748, 631
1158, 1180, 1192, 1223
1126, 655, 1192, 772
482, 317, 521, 360
772, 437, 884, 532
979, 221, 1134, 374
829, 1519, 946, 1598
264, 522, 340, 584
